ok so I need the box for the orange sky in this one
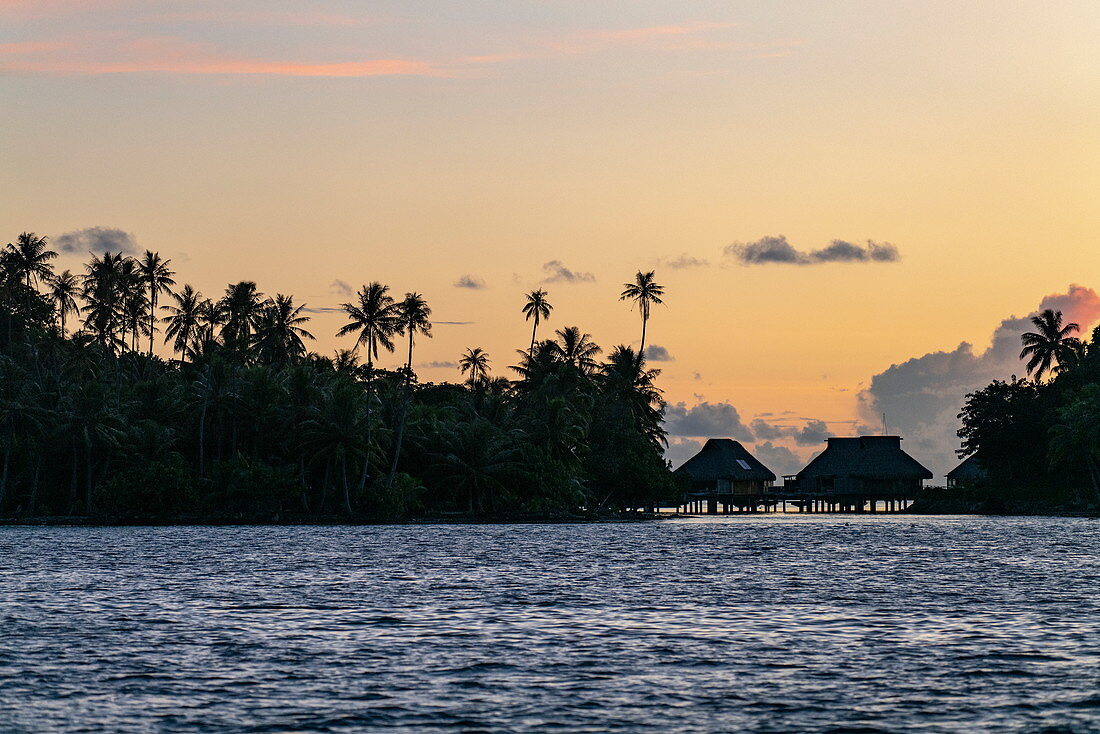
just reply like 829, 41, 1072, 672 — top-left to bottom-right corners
2, 0, 1098, 475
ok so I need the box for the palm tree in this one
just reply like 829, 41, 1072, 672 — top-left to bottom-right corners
601, 345, 666, 447
162, 285, 204, 359
386, 292, 432, 491
1020, 309, 1081, 380
252, 294, 315, 364
336, 282, 399, 370
459, 347, 491, 387
522, 289, 552, 355
139, 251, 175, 356
553, 326, 602, 374
121, 288, 150, 352
619, 271, 665, 357
6, 232, 56, 292
396, 292, 433, 376
219, 281, 264, 352
81, 252, 126, 350
48, 270, 81, 336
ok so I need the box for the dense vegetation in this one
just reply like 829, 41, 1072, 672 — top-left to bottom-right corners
0, 232, 677, 522
950, 308, 1100, 513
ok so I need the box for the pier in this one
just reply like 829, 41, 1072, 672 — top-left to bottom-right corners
671, 491, 917, 514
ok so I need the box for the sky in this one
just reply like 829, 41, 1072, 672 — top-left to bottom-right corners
2, 0, 1099, 478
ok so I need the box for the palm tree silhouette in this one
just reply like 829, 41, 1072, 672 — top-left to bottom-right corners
163, 285, 204, 360
139, 251, 175, 356
553, 326, 602, 374
459, 347, 491, 386
396, 292, 432, 376
1020, 308, 1081, 380
619, 271, 664, 357
219, 281, 264, 352
522, 289, 552, 355
336, 282, 399, 371
48, 270, 81, 336
7, 232, 56, 293
253, 294, 315, 364
81, 252, 126, 350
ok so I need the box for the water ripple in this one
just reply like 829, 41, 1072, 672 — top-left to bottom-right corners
0, 516, 1098, 732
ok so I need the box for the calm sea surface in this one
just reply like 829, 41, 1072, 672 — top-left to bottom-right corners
1, 516, 1099, 733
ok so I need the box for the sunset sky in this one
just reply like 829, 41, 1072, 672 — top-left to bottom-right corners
2, 0, 1098, 476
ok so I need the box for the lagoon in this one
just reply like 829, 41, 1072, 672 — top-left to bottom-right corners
1, 516, 1098, 732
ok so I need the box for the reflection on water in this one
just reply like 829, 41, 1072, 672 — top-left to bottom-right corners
1, 516, 1098, 732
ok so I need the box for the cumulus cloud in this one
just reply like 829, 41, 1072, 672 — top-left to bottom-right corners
645, 344, 674, 361
454, 274, 486, 289
662, 254, 709, 269
664, 401, 753, 440
329, 279, 353, 296
419, 360, 458, 369
749, 418, 832, 446
750, 441, 805, 477
540, 260, 595, 284
54, 226, 139, 255
859, 284, 1100, 479
664, 437, 704, 469
725, 235, 900, 266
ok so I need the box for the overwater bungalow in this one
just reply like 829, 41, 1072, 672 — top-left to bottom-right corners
796, 436, 932, 496
946, 454, 985, 488
675, 439, 776, 513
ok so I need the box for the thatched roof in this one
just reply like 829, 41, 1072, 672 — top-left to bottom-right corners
676, 439, 776, 482
797, 436, 932, 480
947, 454, 985, 481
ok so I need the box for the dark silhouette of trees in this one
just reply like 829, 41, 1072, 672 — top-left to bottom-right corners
1020, 308, 1081, 380
0, 230, 677, 522
337, 282, 399, 371
522, 289, 552, 355
459, 347, 491, 387
48, 270, 81, 336
139, 251, 175, 356
620, 270, 664, 357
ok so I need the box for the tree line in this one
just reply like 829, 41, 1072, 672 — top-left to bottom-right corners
955, 308, 1100, 512
0, 232, 677, 521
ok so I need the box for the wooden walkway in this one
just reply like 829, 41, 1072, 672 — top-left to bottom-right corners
673, 492, 915, 514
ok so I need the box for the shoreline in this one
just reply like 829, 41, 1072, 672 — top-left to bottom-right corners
2, 508, 1097, 527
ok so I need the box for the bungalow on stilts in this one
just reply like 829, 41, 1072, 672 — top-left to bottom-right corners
675, 439, 776, 514
793, 435, 932, 512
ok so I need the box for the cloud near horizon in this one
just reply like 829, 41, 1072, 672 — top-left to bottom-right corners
726, 235, 900, 265
329, 279, 353, 297
644, 344, 673, 361
54, 226, 138, 255
858, 284, 1100, 480
540, 260, 595, 284
454, 274, 486, 290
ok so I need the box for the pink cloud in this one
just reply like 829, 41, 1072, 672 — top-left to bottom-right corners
0, 21, 798, 79
0, 35, 451, 77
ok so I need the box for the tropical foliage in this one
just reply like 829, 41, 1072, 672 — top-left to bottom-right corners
955, 311, 1100, 511
0, 232, 676, 521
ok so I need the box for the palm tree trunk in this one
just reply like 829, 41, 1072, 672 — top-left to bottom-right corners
341, 455, 352, 517
27, 455, 41, 517
0, 438, 10, 511
149, 290, 156, 356
386, 385, 412, 491
530, 316, 538, 355
406, 330, 414, 376
640, 314, 648, 357
84, 428, 94, 514
198, 401, 207, 476
320, 459, 331, 514
68, 443, 79, 515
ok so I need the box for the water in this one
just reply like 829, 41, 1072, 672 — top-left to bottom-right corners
1, 516, 1098, 733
